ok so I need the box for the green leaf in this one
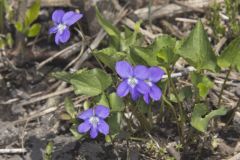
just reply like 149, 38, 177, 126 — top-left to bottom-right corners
52, 69, 88, 83
170, 86, 192, 102
157, 48, 179, 66
148, 35, 179, 66
59, 113, 72, 121
152, 35, 176, 51
95, 6, 120, 48
6, 33, 13, 48
197, 80, 213, 98
120, 21, 142, 52
70, 125, 84, 140
217, 37, 240, 71
191, 103, 227, 132
25, 0, 41, 26
44, 141, 53, 160
190, 72, 214, 98
130, 46, 158, 66
176, 20, 218, 72
94, 47, 125, 70
0, 38, 5, 49
96, 93, 110, 107
64, 97, 77, 119
27, 23, 41, 37
109, 92, 124, 112
108, 112, 122, 135
14, 21, 23, 32
70, 68, 112, 96
137, 100, 149, 114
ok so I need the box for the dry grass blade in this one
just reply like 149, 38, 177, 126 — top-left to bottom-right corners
37, 42, 82, 70
134, 0, 224, 20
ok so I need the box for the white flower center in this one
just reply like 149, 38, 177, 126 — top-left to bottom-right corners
145, 80, 153, 87
127, 77, 138, 88
89, 116, 99, 127
57, 24, 67, 34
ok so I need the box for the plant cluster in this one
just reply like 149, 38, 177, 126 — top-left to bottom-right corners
1, 0, 239, 157
209, 0, 240, 38
50, 6, 240, 146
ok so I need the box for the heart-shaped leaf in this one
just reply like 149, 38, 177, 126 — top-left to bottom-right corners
107, 112, 122, 135
94, 47, 125, 70
190, 72, 214, 98
25, 0, 40, 26
217, 37, 240, 71
109, 92, 124, 112
70, 69, 112, 96
64, 97, 77, 119
129, 46, 158, 66
27, 23, 41, 37
95, 6, 120, 48
177, 20, 218, 72
191, 103, 227, 132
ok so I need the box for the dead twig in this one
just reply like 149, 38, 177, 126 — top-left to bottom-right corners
214, 37, 227, 55
27, 0, 73, 7
71, 8, 128, 70
134, 0, 224, 20
161, 20, 184, 38
175, 17, 198, 23
37, 42, 82, 70
17, 87, 74, 107
0, 148, 27, 154
173, 0, 204, 13
121, 18, 160, 40
14, 96, 88, 125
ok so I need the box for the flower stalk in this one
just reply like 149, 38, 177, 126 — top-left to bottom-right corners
217, 67, 231, 107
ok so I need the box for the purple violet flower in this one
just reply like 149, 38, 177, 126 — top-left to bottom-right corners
77, 105, 110, 139
115, 61, 149, 101
143, 67, 164, 104
49, 10, 83, 45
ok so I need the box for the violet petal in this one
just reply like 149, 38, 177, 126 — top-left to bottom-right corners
54, 31, 61, 45
97, 119, 109, 135
52, 10, 65, 24
136, 80, 149, 94
117, 80, 130, 97
148, 67, 164, 83
115, 61, 133, 78
78, 121, 91, 133
62, 11, 83, 26
95, 105, 110, 119
49, 26, 58, 34
59, 28, 70, 43
130, 88, 140, 101
133, 65, 148, 80
149, 84, 162, 101
143, 94, 150, 104
78, 108, 93, 120
90, 127, 98, 139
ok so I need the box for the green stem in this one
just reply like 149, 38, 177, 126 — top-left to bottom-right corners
129, 137, 147, 142
236, 98, 240, 109
226, 97, 240, 125
166, 68, 185, 144
0, 0, 4, 33
148, 0, 153, 29
148, 104, 153, 127
162, 96, 183, 144
166, 69, 185, 122
217, 68, 231, 106
123, 104, 134, 132
131, 104, 151, 131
